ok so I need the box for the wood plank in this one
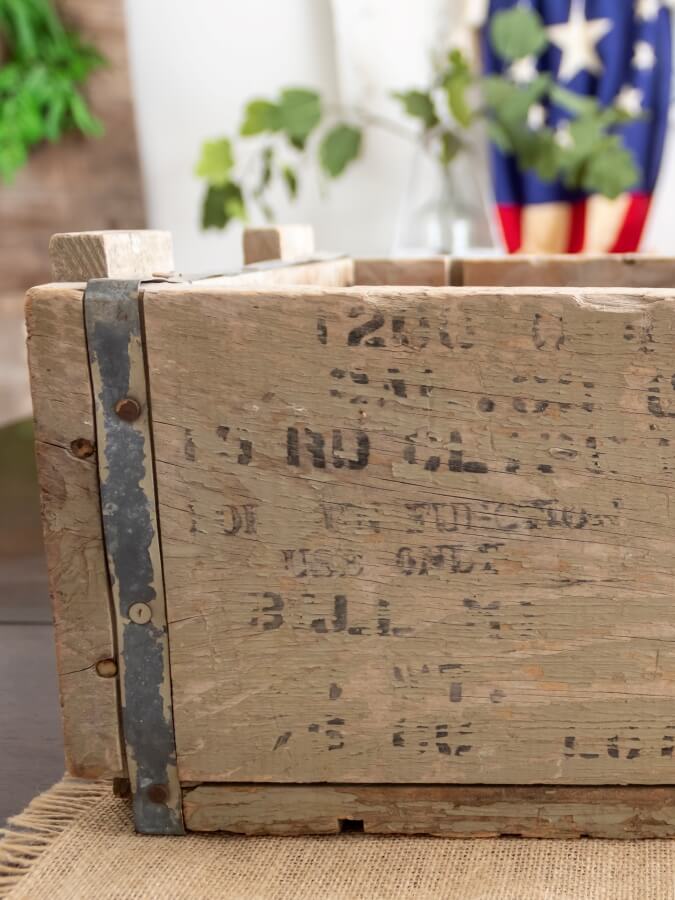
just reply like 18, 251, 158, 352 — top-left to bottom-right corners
243, 226, 315, 265
460, 255, 675, 288
183, 783, 675, 838
50, 230, 174, 282
26, 285, 124, 779
187, 257, 355, 289
142, 283, 675, 785
354, 258, 450, 286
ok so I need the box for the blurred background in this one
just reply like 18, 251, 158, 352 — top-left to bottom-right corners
1, 0, 674, 821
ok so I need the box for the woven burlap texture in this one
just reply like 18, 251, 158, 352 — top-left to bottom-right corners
3, 779, 675, 899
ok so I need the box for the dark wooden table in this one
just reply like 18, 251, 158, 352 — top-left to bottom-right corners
0, 556, 64, 824
0, 422, 64, 824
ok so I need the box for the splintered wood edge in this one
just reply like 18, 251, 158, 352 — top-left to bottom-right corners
181, 783, 675, 838
25, 284, 125, 779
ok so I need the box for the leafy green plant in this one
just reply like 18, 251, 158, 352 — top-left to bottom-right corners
197, 7, 640, 230
0, 0, 105, 182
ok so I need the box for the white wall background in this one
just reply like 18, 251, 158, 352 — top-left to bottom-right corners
124, 0, 675, 270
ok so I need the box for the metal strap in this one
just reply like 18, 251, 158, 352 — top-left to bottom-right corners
84, 279, 184, 835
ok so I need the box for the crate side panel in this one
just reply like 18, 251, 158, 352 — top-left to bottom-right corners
461, 255, 675, 288
183, 783, 675, 838
26, 285, 124, 778
209, 258, 354, 288
144, 285, 675, 784
354, 258, 449, 286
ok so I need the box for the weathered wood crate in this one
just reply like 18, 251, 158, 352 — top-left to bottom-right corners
27, 226, 675, 837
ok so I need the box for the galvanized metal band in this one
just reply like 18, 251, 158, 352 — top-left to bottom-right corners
84, 278, 184, 835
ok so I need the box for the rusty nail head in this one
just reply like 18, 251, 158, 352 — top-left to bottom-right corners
114, 397, 142, 422
95, 658, 118, 678
146, 783, 169, 805
70, 437, 95, 459
128, 602, 152, 625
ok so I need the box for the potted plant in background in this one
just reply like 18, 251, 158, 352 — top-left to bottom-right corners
195, 7, 641, 256
0, 0, 104, 183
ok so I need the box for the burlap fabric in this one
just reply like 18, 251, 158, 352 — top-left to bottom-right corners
3, 779, 675, 899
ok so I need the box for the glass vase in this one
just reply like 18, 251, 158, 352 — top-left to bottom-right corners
392, 134, 500, 256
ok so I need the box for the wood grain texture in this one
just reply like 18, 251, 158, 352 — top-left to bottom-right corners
50, 231, 174, 282
183, 783, 675, 838
460, 255, 675, 288
192, 257, 355, 289
26, 285, 123, 778
0, 0, 144, 294
243, 226, 315, 265
354, 258, 450, 287
142, 283, 675, 785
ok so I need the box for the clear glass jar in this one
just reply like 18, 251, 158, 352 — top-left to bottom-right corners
392, 132, 500, 256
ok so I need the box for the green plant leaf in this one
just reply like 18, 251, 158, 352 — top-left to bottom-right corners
556, 117, 614, 186
195, 138, 234, 186
393, 90, 439, 129
550, 84, 599, 117
487, 119, 513, 153
282, 164, 298, 198
439, 130, 462, 166
581, 138, 639, 198
255, 145, 274, 196
278, 88, 322, 143
240, 99, 281, 135
201, 181, 246, 229
68, 92, 103, 136
260, 200, 275, 222
567, 117, 604, 156
43, 93, 66, 140
319, 124, 362, 177
600, 106, 639, 127
481, 75, 516, 109
0, 0, 105, 181
483, 73, 551, 128
490, 7, 548, 62
528, 131, 560, 182
443, 49, 473, 127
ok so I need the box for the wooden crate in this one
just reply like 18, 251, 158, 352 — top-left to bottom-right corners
27, 227, 675, 837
